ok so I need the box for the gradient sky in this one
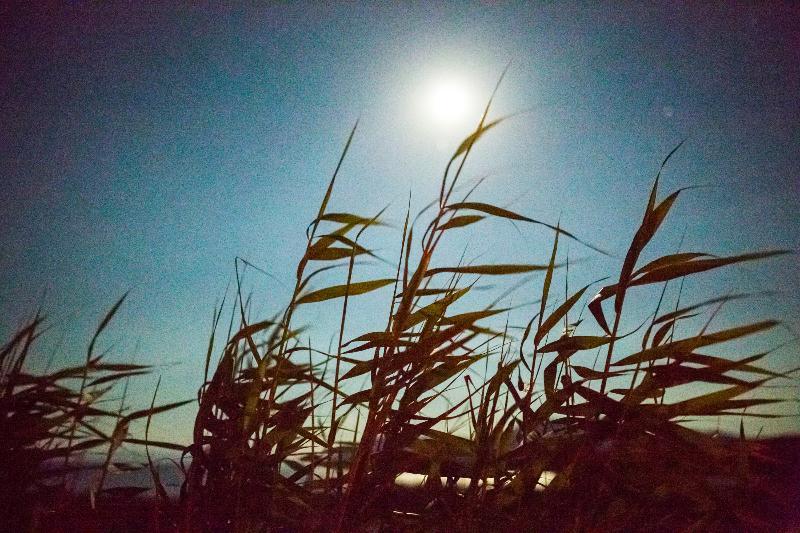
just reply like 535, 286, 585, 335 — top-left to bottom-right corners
2, 3, 798, 443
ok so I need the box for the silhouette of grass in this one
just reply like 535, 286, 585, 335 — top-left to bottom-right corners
4, 86, 797, 532
0, 295, 190, 530
181, 92, 796, 531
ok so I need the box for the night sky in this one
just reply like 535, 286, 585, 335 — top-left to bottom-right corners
2, 3, 798, 442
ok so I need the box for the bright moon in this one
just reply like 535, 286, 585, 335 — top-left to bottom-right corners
425, 78, 474, 126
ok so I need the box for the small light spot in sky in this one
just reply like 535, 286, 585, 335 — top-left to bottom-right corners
427, 78, 471, 124
417, 74, 483, 151
421, 75, 481, 135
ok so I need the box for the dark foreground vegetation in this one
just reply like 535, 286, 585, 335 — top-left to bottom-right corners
3, 93, 798, 532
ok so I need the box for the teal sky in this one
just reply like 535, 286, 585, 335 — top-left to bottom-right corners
2, 3, 798, 442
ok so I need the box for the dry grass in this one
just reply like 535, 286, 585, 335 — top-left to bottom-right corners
1, 294, 190, 530
4, 87, 797, 532
181, 91, 796, 532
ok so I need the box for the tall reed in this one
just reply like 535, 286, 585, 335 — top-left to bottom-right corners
183, 88, 794, 532
1, 295, 191, 530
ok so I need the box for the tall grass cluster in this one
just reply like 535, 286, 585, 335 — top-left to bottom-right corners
1, 294, 191, 531
3, 89, 796, 532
